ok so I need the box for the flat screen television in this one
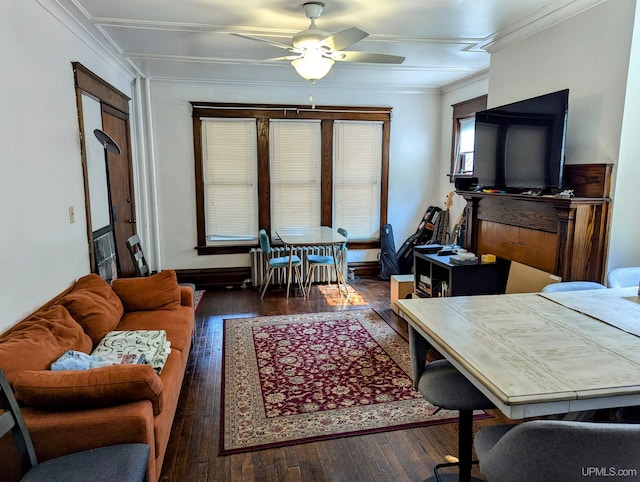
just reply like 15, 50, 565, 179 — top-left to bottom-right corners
472, 89, 569, 193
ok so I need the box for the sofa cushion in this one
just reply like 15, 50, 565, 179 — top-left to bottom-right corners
118, 306, 194, 354
61, 274, 124, 346
13, 364, 164, 415
0, 305, 93, 385
112, 270, 181, 312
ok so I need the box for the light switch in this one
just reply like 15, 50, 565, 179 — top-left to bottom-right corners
69, 206, 75, 224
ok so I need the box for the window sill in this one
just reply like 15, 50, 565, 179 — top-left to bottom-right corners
196, 240, 380, 255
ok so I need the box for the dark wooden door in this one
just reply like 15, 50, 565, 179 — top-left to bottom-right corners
102, 105, 137, 277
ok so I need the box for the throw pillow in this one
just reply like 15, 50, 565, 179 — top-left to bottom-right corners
0, 305, 92, 385
112, 270, 181, 311
60, 273, 124, 346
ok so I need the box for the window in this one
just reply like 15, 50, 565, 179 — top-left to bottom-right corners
192, 103, 391, 254
456, 116, 476, 175
269, 120, 322, 236
333, 121, 382, 240
200, 118, 258, 244
450, 95, 487, 180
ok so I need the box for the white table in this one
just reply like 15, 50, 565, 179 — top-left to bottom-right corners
396, 288, 640, 419
275, 226, 348, 299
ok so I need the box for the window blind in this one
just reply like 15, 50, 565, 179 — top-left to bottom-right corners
269, 120, 321, 236
457, 116, 476, 174
201, 118, 258, 243
333, 121, 382, 240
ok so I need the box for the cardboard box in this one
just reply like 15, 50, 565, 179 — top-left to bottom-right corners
391, 274, 415, 315
505, 261, 561, 294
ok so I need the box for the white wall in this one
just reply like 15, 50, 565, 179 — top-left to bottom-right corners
488, 0, 635, 170
608, 3, 640, 271
146, 81, 442, 269
0, 0, 135, 333
485, 0, 637, 273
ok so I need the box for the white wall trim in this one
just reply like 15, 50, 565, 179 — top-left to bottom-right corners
39, 0, 138, 82
148, 76, 440, 96
480, 0, 606, 53
143, 78, 163, 272
439, 69, 490, 95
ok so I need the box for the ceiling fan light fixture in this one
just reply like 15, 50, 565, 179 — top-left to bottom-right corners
233, 1, 404, 82
291, 48, 334, 81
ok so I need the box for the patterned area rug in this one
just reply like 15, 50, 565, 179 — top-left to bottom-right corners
220, 309, 480, 454
194, 290, 205, 312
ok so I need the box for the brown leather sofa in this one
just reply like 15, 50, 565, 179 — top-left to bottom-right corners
0, 270, 194, 482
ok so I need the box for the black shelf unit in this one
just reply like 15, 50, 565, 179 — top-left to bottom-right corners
414, 252, 508, 298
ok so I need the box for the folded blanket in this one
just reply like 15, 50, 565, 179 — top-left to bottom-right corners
92, 330, 170, 373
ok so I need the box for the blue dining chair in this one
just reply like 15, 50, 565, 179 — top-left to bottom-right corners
304, 228, 348, 296
258, 229, 304, 298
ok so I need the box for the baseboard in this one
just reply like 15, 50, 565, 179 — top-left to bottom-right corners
175, 267, 251, 289
348, 261, 382, 278
175, 261, 382, 289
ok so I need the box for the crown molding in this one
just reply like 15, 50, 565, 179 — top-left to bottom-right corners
38, 0, 139, 81
148, 76, 440, 96
476, 0, 606, 53
439, 69, 490, 95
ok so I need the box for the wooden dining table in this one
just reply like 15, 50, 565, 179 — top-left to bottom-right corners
275, 226, 348, 299
396, 287, 640, 419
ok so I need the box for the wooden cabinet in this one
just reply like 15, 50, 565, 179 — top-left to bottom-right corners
413, 252, 507, 298
458, 165, 612, 283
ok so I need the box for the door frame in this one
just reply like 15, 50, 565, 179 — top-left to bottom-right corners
73, 62, 137, 277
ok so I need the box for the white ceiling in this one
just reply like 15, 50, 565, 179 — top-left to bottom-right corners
61, 0, 603, 89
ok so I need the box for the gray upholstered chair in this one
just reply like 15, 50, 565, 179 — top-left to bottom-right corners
541, 281, 607, 292
0, 368, 150, 482
616, 406, 640, 423
607, 267, 640, 288
409, 325, 494, 482
474, 420, 640, 482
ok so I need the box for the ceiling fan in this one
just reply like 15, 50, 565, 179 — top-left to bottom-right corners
231, 1, 405, 81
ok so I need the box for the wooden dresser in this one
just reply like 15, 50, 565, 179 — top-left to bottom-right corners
459, 164, 612, 283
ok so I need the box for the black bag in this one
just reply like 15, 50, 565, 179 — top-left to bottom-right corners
379, 224, 400, 280
396, 206, 442, 274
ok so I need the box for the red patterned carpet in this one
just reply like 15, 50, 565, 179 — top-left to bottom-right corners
220, 309, 479, 454
193, 290, 205, 312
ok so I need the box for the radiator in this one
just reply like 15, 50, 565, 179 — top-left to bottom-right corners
250, 245, 347, 288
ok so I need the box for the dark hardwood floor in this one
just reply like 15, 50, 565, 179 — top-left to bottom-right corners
160, 277, 505, 481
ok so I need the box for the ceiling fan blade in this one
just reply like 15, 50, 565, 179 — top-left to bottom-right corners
230, 33, 295, 52
321, 27, 368, 51
333, 51, 406, 64
264, 55, 302, 62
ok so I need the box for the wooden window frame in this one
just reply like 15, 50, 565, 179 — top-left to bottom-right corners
449, 95, 487, 181
192, 103, 391, 255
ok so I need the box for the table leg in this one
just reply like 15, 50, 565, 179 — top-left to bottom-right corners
286, 245, 293, 299
426, 409, 482, 482
332, 245, 348, 296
